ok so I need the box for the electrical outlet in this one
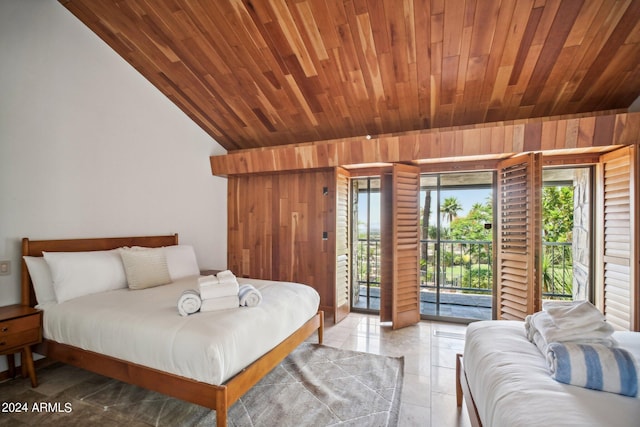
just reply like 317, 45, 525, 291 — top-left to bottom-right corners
0, 260, 10, 275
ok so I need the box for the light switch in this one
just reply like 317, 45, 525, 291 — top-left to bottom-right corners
0, 260, 10, 275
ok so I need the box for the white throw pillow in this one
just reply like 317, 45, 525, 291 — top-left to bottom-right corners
43, 250, 127, 303
119, 246, 172, 290
23, 256, 57, 306
165, 245, 200, 280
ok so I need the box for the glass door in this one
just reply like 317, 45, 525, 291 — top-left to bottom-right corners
541, 166, 593, 303
351, 177, 381, 312
420, 172, 494, 321
349, 166, 594, 321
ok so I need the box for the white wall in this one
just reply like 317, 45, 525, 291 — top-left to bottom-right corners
0, 0, 228, 310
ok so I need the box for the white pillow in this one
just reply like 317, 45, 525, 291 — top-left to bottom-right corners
43, 250, 127, 303
165, 245, 200, 280
23, 256, 57, 306
119, 246, 172, 290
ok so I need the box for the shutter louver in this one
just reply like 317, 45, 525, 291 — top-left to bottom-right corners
600, 146, 638, 331
496, 153, 542, 320
391, 165, 421, 329
335, 168, 351, 323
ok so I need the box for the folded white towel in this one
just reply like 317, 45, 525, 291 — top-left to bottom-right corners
525, 311, 616, 355
216, 269, 237, 284
534, 310, 614, 342
238, 284, 262, 307
528, 328, 548, 354
543, 300, 606, 330
200, 295, 240, 312
199, 282, 239, 299
177, 289, 202, 317
197, 274, 238, 299
197, 275, 219, 286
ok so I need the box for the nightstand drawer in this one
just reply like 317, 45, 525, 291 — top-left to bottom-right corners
0, 328, 41, 352
0, 314, 41, 336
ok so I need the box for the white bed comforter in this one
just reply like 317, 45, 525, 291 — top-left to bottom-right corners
464, 320, 640, 427
39, 276, 320, 385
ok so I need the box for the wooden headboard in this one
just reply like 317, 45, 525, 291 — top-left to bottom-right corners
21, 234, 179, 307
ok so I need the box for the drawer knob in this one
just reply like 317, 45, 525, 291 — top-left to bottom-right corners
0, 341, 5, 346
0, 327, 7, 332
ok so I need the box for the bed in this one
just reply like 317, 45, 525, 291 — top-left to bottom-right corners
456, 320, 640, 427
21, 234, 324, 426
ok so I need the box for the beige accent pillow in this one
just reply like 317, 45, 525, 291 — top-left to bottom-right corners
119, 246, 172, 290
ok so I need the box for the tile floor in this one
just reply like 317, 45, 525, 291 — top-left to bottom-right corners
0, 312, 472, 426
320, 312, 472, 427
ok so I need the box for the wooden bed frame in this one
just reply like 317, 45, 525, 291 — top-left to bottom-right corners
21, 234, 324, 426
455, 353, 482, 427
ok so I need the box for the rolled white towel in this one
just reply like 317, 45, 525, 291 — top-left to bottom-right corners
199, 282, 239, 299
239, 284, 262, 307
216, 269, 237, 284
200, 295, 240, 312
177, 289, 201, 317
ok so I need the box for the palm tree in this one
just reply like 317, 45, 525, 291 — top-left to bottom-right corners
441, 196, 463, 224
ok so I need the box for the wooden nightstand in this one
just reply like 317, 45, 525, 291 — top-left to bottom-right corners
0, 304, 42, 387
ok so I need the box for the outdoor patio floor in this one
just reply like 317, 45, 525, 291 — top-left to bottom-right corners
353, 288, 493, 320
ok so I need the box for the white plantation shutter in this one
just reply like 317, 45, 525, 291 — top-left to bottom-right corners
599, 146, 639, 331
496, 153, 542, 320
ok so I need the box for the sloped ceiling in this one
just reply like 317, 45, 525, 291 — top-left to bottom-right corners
60, 0, 640, 152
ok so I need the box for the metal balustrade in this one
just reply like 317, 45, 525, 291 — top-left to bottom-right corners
354, 238, 573, 316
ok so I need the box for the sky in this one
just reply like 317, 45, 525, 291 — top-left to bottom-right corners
358, 188, 492, 233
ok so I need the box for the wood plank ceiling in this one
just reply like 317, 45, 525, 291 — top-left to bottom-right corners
60, 0, 640, 152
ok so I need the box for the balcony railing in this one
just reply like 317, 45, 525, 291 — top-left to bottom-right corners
355, 238, 573, 301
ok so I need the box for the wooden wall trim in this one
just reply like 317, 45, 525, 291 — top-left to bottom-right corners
211, 112, 640, 176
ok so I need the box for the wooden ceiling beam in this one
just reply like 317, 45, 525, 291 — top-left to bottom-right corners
210, 111, 640, 175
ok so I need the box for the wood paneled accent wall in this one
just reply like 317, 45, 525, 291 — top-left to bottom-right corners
228, 169, 337, 315
211, 112, 640, 176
